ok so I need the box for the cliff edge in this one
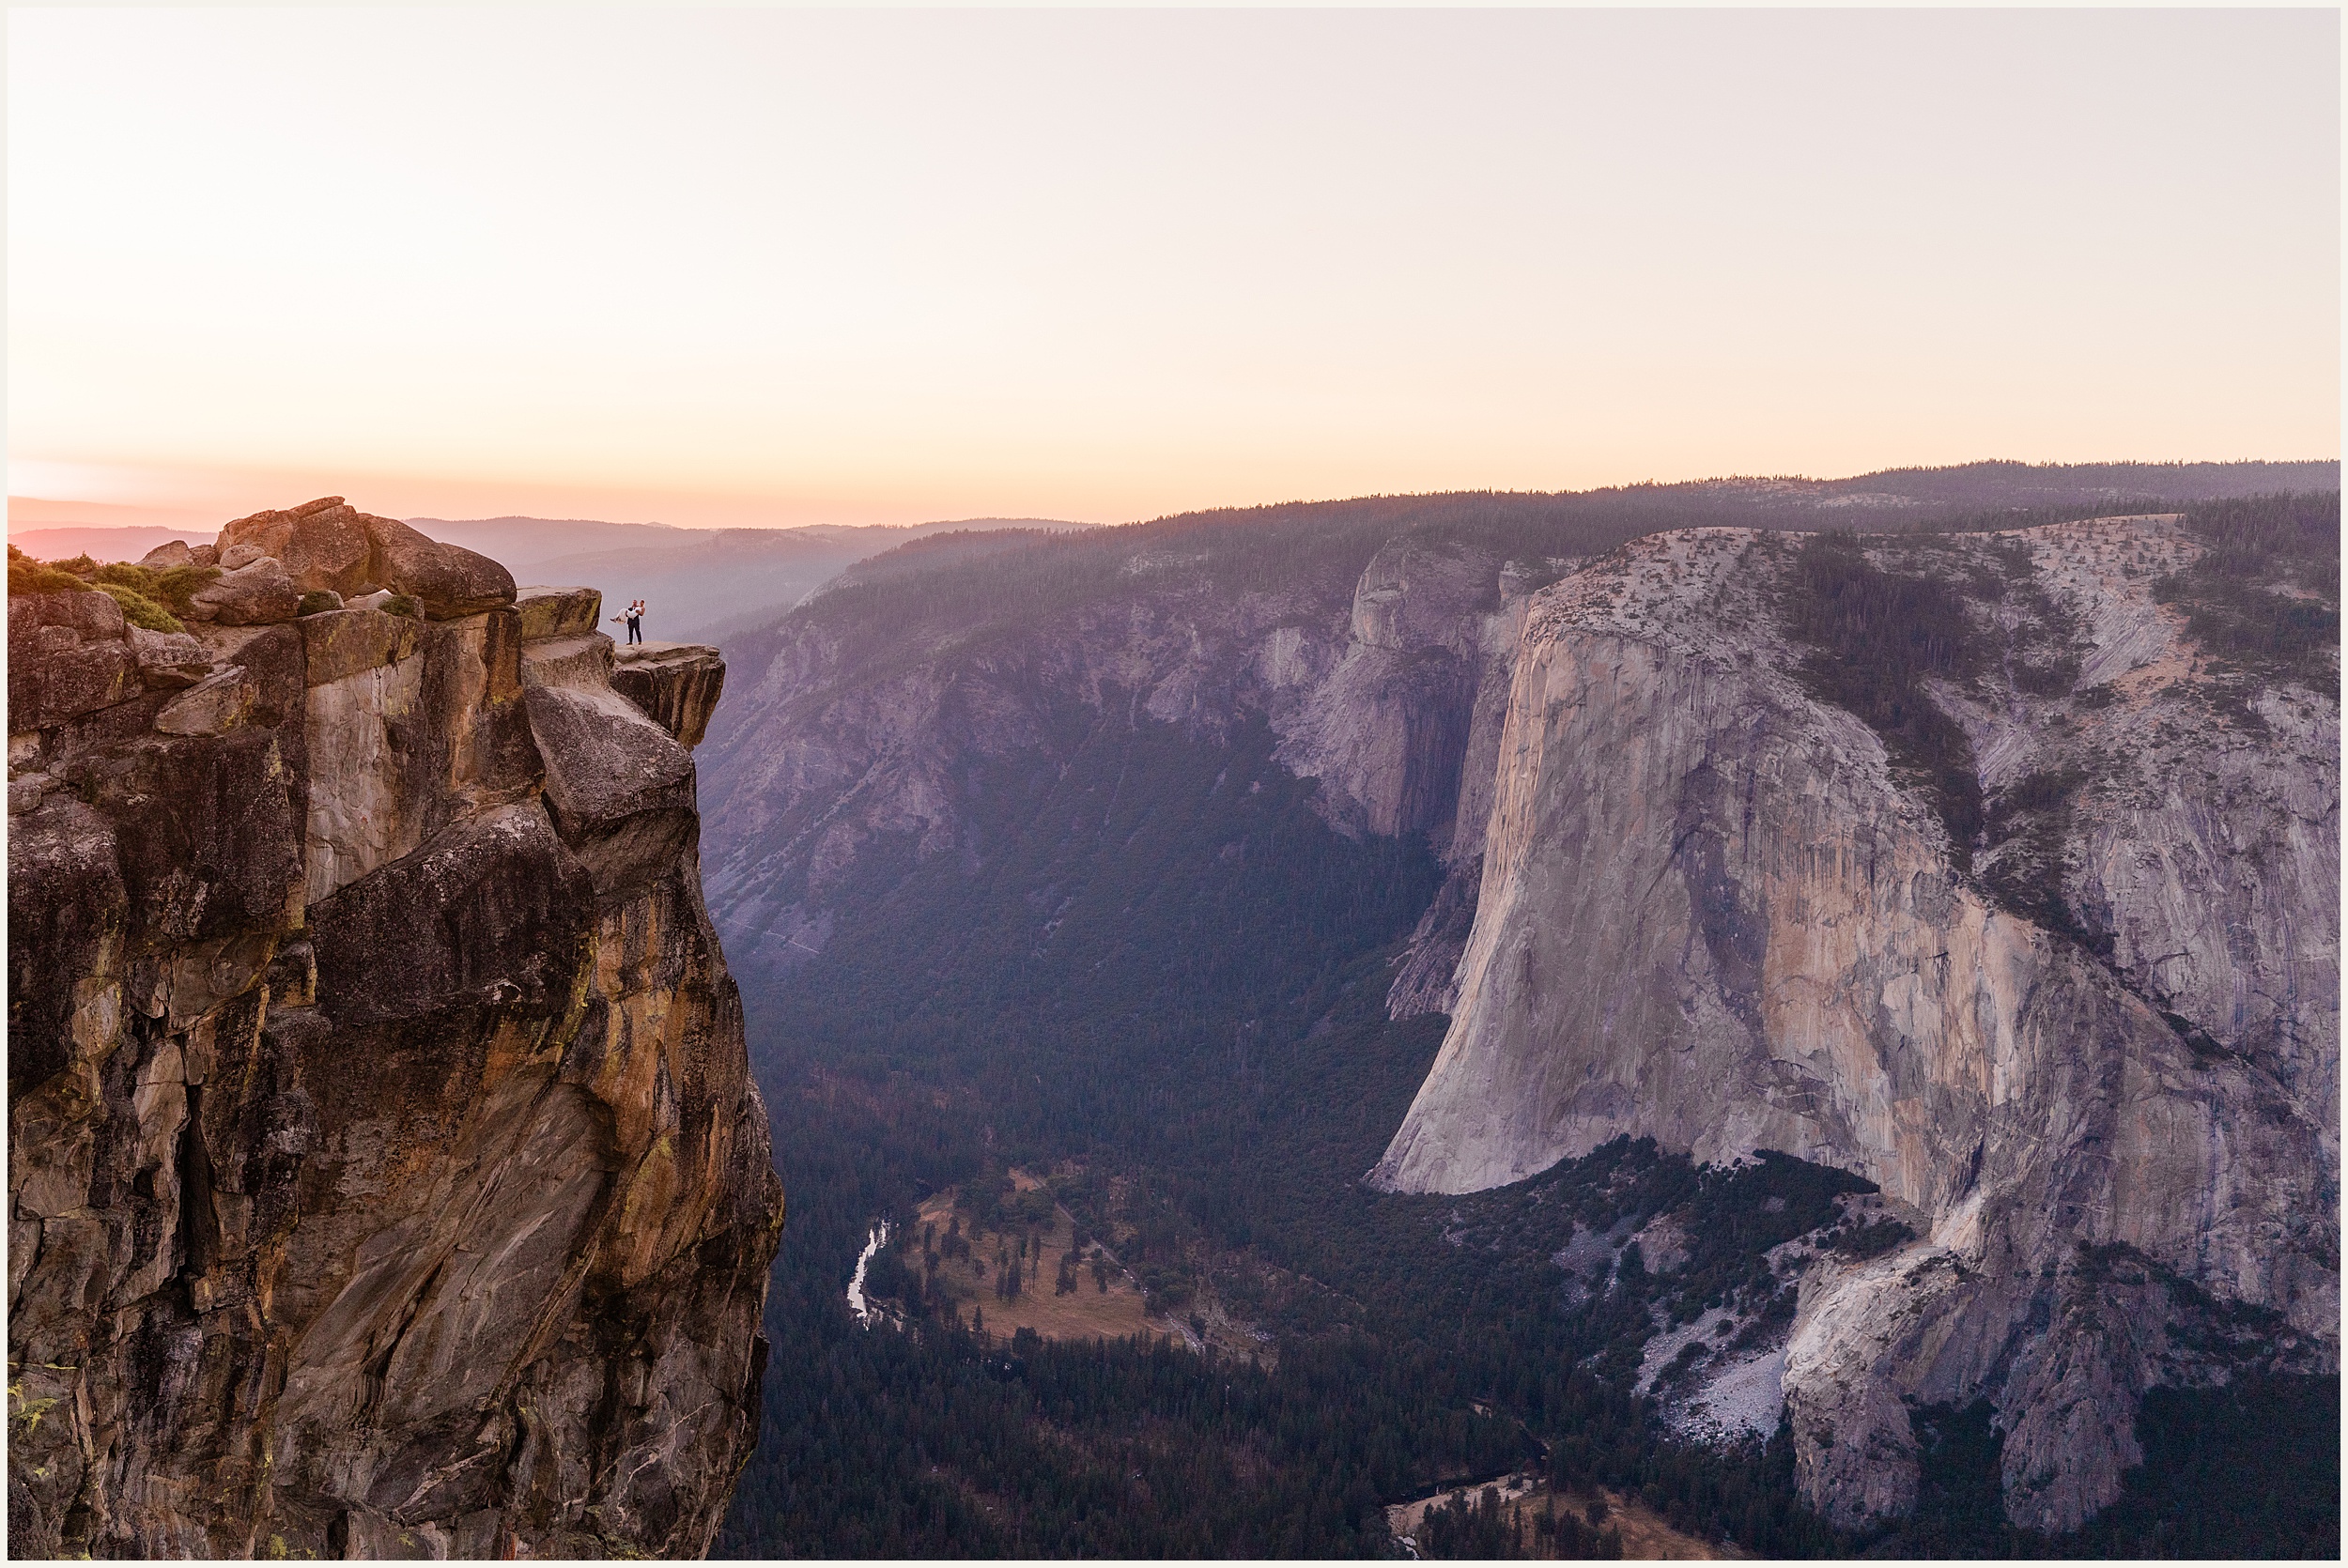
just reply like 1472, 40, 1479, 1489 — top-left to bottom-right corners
8, 500, 783, 1558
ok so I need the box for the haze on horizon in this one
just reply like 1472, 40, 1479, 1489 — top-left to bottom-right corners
8, 7, 2339, 535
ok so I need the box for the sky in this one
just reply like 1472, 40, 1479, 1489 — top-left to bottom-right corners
8, 6, 2340, 532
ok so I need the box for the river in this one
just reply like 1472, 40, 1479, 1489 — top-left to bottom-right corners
845, 1220, 892, 1327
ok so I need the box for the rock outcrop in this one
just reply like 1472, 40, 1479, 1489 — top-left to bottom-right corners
1368, 519, 2339, 1531
611, 641, 728, 750
8, 510, 782, 1559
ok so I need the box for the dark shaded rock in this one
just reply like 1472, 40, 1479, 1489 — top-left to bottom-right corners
8, 591, 139, 730
47, 687, 175, 765
203, 624, 307, 784
309, 804, 593, 1024
8, 635, 142, 730
5, 794, 125, 1102
64, 727, 301, 950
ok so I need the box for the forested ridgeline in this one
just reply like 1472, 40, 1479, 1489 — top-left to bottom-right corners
707, 463, 2333, 740
712, 698, 2336, 1558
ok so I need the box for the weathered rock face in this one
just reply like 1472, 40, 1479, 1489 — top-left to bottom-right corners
612, 641, 728, 750
699, 530, 1529, 977
8, 515, 782, 1558
1369, 519, 2339, 1531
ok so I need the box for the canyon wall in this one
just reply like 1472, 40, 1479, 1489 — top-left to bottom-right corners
701, 531, 1524, 976
688, 495, 2335, 1538
1370, 519, 2338, 1531
8, 500, 782, 1558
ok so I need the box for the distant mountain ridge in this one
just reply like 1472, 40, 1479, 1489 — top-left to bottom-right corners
9, 513, 1092, 645
405, 515, 1090, 643
399, 513, 1086, 566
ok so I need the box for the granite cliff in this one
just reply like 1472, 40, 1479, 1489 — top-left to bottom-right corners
1370, 513, 2339, 1532
693, 479, 2334, 1542
8, 500, 782, 1558
700, 524, 1534, 976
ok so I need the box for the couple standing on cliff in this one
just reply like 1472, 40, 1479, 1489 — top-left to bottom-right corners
612, 599, 647, 645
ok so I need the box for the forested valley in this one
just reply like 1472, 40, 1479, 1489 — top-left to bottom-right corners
711, 480, 2338, 1559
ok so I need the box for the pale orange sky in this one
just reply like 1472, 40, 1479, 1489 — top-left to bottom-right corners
9, 8, 2340, 532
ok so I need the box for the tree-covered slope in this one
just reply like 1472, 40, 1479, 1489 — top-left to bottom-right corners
703, 469, 2338, 1558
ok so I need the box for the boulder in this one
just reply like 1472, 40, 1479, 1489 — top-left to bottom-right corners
515, 585, 603, 641
127, 626, 214, 691
611, 641, 727, 748
522, 683, 698, 905
155, 668, 257, 737
138, 540, 194, 569
217, 542, 270, 571
216, 497, 345, 563
519, 634, 615, 693
219, 508, 293, 560
279, 504, 375, 598
189, 557, 301, 626
10, 586, 126, 646
8, 772, 54, 816
363, 516, 516, 620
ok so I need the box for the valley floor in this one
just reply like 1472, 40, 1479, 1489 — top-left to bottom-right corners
1389, 1474, 1743, 1560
